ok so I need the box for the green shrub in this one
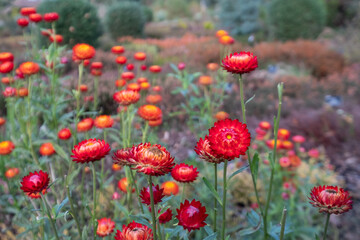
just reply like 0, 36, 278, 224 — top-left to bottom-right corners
268, 0, 327, 41
37, 0, 102, 47
143, 6, 153, 23
106, 2, 145, 40
218, 0, 262, 35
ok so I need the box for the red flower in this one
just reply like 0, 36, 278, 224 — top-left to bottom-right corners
158, 208, 173, 224
17, 88, 28, 97
77, 118, 94, 132
134, 52, 146, 61
131, 143, 175, 176
71, 139, 110, 164
115, 79, 126, 88
207, 119, 251, 160
178, 62, 186, 70
29, 13, 42, 23
0, 141, 15, 155
19, 62, 40, 75
113, 90, 140, 106
221, 52, 258, 74
43, 12, 59, 22
0, 61, 14, 74
149, 65, 162, 73
161, 181, 179, 196
97, 218, 115, 237
194, 136, 225, 164
121, 71, 135, 81
39, 142, 55, 156
141, 65, 147, 71
176, 199, 208, 232
171, 163, 199, 183
20, 170, 50, 195
259, 121, 271, 130
138, 105, 162, 121
140, 184, 165, 205
115, 56, 127, 65
2, 87, 16, 97
278, 128, 290, 140
112, 148, 135, 167
72, 43, 95, 60
148, 118, 162, 127
126, 64, 134, 71
49, 34, 63, 43
146, 94, 162, 104
114, 221, 153, 240
127, 83, 141, 92
94, 115, 114, 129
58, 128, 72, 140
5, 168, 20, 179
0, 52, 14, 62
309, 185, 352, 215
111, 46, 125, 54
20, 7, 36, 16
0, 117, 6, 126
17, 18, 29, 27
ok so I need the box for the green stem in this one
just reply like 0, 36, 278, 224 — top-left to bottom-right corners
279, 208, 287, 240
73, 62, 84, 146
323, 213, 331, 240
181, 184, 186, 202
221, 160, 228, 240
93, 76, 99, 111
41, 194, 60, 240
91, 162, 97, 239
100, 130, 107, 190
214, 163, 218, 232
148, 176, 158, 240
129, 169, 144, 214
142, 122, 149, 143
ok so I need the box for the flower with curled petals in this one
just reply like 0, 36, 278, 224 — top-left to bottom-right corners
171, 163, 199, 183
176, 199, 208, 232
221, 52, 258, 74
112, 148, 135, 167
72, 43, 95, 60
97, 218, 115, 237
19, 62, 40, 75
113, 90, 140, 106
194, 136, 225, 164
140, 184, 164, 205
309, 185, 352, 215
20, 170, 50, 195
114, 221, 153, 240
131, 143, 175, 176
138, 105, 162, 121
207, 119, 251, 160
71, 139, 110, 164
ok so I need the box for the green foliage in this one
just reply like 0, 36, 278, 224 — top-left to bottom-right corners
105, 1, 146, 40
164, 0, 191, 18
218, 0, 262, 35
143, 5, 153, 22
37, 0, 102, 47
268, 0, 327, 41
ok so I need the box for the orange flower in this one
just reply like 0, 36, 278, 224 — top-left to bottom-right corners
126, 83, 141, 92
148, 118, 162, 127
113, 90, 140, 106
71, 139, 111, 164
281, 140, 293, 150
289, 155, 301, 167
214, 111, 229, 121
97, 218, 115, 237
40, 143, 55, 156
216, 30, 228, 38
79, 84, 88, 92
278, 128, 290, 140
134, 52, 146, 61
146, 94, 162, 104
131, 143, 175, 176
1, 77, 14, 85
115, 79, 126, 88
198, 75, 212, 86
0, 141, 15, 155
117, 177, 135, 193
207, 63, 219, 71
90, 69, 102, 76
77, 118, 94, 132
221, 52, 258, 74
58, 128, 72, 140
279, 157, 291, 168
149, 65, 162, 73
29, 13, 42, 23
0, 117, 6, 126
94, 115, 114, 128
138, 105, 162, 121
16, 88, 28, 97
266, 139, 282, 150
309, 185, 352, 215
19, 62, 40, 75
121, 71, 135, 81
20, 7, 36, 16
115, 56, 127, 65
259, 121, 271, 130
137, 77, 148, 84
49, 35, 63, 43
0, 52, 14, 62
0, 61, 14, 74
72, 43, 95, 60
112, 163, 122, 171
111, 46, 125, 54
140, 82, 150, 90
161, 181, 179, 196
219, 35, 234, 45
5, 168, 20, 179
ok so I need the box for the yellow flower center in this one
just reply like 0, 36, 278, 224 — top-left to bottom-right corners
226, 134, 232, 139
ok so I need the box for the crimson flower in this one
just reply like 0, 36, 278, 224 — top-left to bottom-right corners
309, 185, 353, 215
140, 184, 165, 205
97, 218, 115, 237
221, 52, 258, 74
194, 136, 225, 164
158, 208, 173, 224
171, 163, 199, 183
112, 148, 135, 166
71, 139, 110, 164
176, 199, 208, 232
114, 221, 153, 240
20, 170, 50, 195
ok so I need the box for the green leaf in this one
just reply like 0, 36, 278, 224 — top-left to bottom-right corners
245, 94, 256, 105
228, 164, 249, 182
81, 225, 88, 240
250, 153, 260, 184
55, 197, 69, 217
202, 177, 223, 206
168, 225, 183, 239
52, 142, 69, 161
203, 233, 217, 240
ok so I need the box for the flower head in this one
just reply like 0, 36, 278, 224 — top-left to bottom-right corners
292, 135, 306, 144
140, 184, 165, 205
0, 61, 14, 74
207, 63, 219, 71
29, 13, 42, 23
111, 46, 125, 54
198, 76, 212, 86
49, 35, 63, 43
72, 43, 95, 60
221, 52, 258, 74
0, 141, 15, 155
194, 136, 225, 164
17, 18, 29, 27
20, 7, 36, 16
77, 118, 94, 132
121, 71, 135, 81
207, 119, 251, 160
219, 35, 234, 45
58, 128, 72, 140
39, 142, 55, 156
43, 12, 59, 22
94, 115, 114, 129
116, 56, 127, 65
138, 105, 162, 121
149, 65, 162, 73
215, 30, 228, 38
20, 170, 50, 195
161, 181, 179, 196
115, 79, 126, 88
134, 52, 146, 61
114, 221, 153, 240
117, 177, 135, 193
176, 199, 208, 232
171, 163, 199, 183
127, 83, 141, 92
127, 64, 134, 71
97, 218, 115, 237
214, 111, 229, 121
158, 208, 173, 224
71, 139, 110, 164
0, 117, 6, 126
5, 168, 20, 179
309, 185, 352, 215
112, 148, 135, 167
278, 128, 290, 140
19, 62, 40, 75
146, 94, 162, 104
131, 143, 175, 176
113, 90, 140, 106
178, 62, 186, 70
0, 52, 14, 62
